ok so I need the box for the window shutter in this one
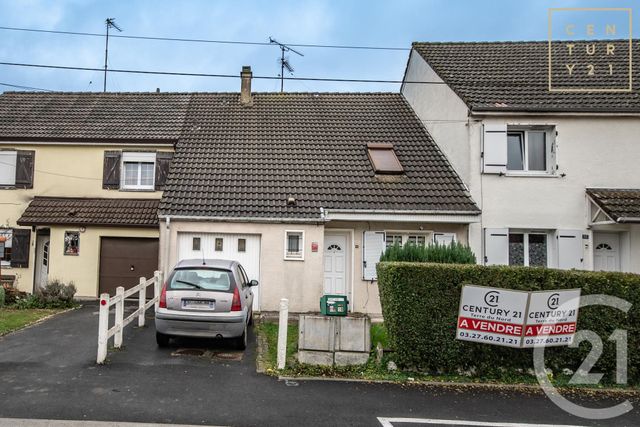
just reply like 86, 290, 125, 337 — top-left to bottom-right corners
154, 151, 173, 190
484, 228, 509, 265
557, 230, 584, 270
103, 151, 121, 189
433, 232, 456, 245
15, 150, 35, 189
10, 228, 31, 268
363, 231, 385, 280
482, 124, 507, 174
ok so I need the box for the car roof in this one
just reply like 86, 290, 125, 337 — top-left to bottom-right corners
173, 259, 237, 270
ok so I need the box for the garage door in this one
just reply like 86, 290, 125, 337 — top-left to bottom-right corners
177, 233, 261, 311
99, 237, 159, 296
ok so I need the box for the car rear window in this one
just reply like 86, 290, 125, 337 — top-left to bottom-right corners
169, 268, 233, 292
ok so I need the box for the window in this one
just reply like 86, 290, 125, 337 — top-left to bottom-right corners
507, 129, 550, 173
238, 265, 249, 288
121, 152, 155, 190
64, 231, 79, 256
284, 230, 304, 260
238, 238, 246, 252
169, 268, 232, 292
215, 238, 223, 252
192, 237, 201, 251
385, 234, 403, 248
0, 229, 12, 266
508, 232, 547, 267
367, 143, 403, 174
0, 151, 17, 186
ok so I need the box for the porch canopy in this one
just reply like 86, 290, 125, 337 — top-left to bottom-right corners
587, 188, 640, 224
17, 197, 160, 228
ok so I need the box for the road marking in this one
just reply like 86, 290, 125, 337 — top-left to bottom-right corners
0, 419, 226, 427
377, 417, 586, 427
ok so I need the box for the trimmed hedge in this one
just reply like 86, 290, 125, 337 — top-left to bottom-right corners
377, 262, 640, 385
380, 241, 476, 264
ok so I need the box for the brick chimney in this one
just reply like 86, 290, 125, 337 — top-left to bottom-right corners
240, 66, 253, 106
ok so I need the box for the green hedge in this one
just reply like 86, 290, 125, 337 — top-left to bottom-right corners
380, 241, 476, 264
377, 262, 640, 385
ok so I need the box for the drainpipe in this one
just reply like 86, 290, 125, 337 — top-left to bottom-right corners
163, 216, 171, 277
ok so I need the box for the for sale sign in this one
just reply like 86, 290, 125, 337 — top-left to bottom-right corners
522, 289, 581, 348
456, 285, 529, 348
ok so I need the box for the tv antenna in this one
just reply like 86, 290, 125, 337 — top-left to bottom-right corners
269, 37, 303, 92
103, 18, 122, 92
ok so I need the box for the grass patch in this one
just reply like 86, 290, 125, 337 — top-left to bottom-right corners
0, 308, 59, 335
255, 320, 639, 390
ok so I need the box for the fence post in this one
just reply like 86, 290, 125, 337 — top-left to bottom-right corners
97, 293, 110, 364
138, 276, 146, 327
277, 298, 289, 370
114, 286, 125, 348
154, 270, 162, 312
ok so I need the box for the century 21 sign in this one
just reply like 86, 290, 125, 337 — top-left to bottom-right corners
456, 285, 581, 348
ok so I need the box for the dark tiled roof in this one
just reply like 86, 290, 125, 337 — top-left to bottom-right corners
17, 197, 160, 227
0, 92, 191, 142
159, 93, 479, 219
586, 188, 640, 223
412, 40, 640, 113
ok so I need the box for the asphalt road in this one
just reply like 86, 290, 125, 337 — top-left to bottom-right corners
0, 304, 638, 427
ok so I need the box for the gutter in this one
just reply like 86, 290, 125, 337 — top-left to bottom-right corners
158, 214, 322, 224
617, 217, 640, 224
470, 110, 640, 117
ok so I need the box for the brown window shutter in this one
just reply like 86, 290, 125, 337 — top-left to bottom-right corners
10, 228, 31, 268
15, 150, 35, 189
103, 151, 121, 189
154, 151, 173, 190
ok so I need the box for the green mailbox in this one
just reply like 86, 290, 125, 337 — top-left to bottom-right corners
320, 294, 348, 316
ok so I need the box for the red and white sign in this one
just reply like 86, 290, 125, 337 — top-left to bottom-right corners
522, 289, 581, 348
456, 285, 529, 348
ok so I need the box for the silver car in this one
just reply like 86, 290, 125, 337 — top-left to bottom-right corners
155, 259, 257, 349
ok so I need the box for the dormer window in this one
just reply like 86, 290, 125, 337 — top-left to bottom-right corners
367, 143, 403, 174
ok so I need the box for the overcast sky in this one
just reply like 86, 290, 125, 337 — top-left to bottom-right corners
0, 0, 636, 93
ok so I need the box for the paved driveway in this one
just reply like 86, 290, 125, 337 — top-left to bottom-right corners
0, 304, 638, 426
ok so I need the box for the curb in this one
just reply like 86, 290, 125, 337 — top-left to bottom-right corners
277, 375, 639, 395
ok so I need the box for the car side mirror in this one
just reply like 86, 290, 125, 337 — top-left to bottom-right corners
249, 279, 259, 287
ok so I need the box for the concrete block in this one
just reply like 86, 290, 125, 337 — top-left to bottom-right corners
336, 316, 371, 352
298, 315, 335, 351
298, 350, 334, 366
334, 351, 370, 366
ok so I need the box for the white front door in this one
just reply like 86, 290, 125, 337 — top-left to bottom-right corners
594, 233, 620, 272
35, 236, 50, 288
323, 234, 347, 295
177, 233, 261, 311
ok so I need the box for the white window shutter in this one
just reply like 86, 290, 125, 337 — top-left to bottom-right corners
0, 151, 17, 186
557, 230, 584, 270
482, 124, 507, 174
363, 231, 385, 280
484, 228, 509, 265
433, 232, 456, 245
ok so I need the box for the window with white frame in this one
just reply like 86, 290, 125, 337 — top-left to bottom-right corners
508, 231, 548, 267
385, 232, 430, 248
506, 128, 552, 173
0, 151, 17, 186
284, 230, 304, 260
121, 152, 156, 190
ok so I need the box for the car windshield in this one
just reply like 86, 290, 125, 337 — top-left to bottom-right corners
169, 268, 232, 292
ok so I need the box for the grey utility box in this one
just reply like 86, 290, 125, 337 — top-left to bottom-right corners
298, 315, 370, 366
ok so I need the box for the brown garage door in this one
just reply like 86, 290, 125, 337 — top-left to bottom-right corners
99, 237, 159, 296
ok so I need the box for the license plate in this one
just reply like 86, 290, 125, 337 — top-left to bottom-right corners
182, 299, 214, 310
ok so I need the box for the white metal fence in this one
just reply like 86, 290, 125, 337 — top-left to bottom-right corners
96, 270, 163, 364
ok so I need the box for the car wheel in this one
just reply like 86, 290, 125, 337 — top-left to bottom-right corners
156, 332, 171, 347
235, 323, 247, 350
